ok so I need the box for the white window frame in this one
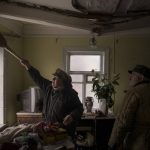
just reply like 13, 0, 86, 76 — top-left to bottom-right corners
64, 48, 109, 107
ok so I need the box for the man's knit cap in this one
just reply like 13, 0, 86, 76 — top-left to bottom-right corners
128, 65, 150, 79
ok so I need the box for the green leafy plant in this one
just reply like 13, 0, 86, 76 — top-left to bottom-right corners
91, 70, 120, 108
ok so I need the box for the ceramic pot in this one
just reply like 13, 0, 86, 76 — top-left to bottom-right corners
85, 97, 94, 113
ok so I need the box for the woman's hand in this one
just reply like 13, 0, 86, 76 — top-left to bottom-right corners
20, 59, 31, 70
63, 115, 73, 126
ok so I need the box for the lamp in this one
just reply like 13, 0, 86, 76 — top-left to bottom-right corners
89, 33, 97, 48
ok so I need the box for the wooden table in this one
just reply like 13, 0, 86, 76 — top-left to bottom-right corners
76, 115, 115, 150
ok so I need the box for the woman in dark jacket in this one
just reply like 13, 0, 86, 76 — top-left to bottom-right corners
20, 59, 84, 137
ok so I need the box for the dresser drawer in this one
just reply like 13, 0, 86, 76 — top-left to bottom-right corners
16, 112, 43, 124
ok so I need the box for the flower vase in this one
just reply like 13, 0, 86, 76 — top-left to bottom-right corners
99, 99, 108, 116
85, 97, 94, 113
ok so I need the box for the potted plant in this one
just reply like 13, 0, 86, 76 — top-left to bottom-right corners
91, 70, 120, 114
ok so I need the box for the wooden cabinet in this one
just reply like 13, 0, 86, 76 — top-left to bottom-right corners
16, 112, 43, 124
76, 116, 115, 150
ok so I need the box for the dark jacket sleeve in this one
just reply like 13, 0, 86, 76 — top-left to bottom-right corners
28, 66, 52, 92
68, 90, 84, 121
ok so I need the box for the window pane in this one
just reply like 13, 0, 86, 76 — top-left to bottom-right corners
72, 83, 83, 103
70, 74, 83, 82
70, 55, 101, 71
87, 75, 94, 82
86, 84, 99, 109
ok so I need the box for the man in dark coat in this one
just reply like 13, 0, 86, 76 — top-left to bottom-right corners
108, 65, 150, 150
20, 59, 84, 137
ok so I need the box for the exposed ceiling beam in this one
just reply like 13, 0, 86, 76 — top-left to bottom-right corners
11, 0, 78, 11
1, 0, 150, 35
0, 17, 23, 36
0, 1, 91, 33
98, 15, 150, 34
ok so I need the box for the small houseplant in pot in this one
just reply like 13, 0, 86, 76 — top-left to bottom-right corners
91, 70, 120, 115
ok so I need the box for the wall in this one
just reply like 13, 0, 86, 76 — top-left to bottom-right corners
4, 35, 24, 124
0, 37, 24, 125
114, 35, 150, 112
23, 35, 150, 114
1, 24, 150, 124
0, 48, 4, 123
22, 36, 114, 89
0, 17, 25, 124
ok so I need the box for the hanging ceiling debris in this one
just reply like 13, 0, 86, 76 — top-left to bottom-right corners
0, 0, 150, 35
72, 0, 150, 33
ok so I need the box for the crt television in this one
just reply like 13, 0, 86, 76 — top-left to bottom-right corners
18, 86, 44, 113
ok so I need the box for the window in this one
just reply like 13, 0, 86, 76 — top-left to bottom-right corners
65, 48, 109, 109
0, 48, 4, 124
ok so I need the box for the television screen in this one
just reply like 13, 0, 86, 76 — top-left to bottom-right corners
17, 86, 44, 112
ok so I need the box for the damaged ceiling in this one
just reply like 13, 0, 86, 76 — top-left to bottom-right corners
0, 0, 150, 36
